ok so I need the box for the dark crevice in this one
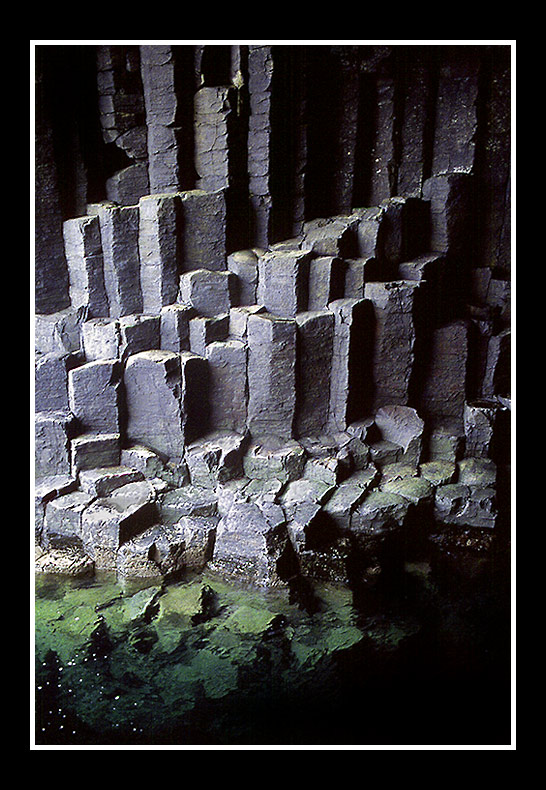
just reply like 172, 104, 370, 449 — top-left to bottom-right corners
421, 47, 440, 189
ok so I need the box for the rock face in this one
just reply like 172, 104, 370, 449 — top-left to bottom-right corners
34, 43, 511, 586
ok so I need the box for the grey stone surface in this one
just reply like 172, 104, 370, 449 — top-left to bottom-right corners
381, 476, 434, 506
124, 350, 186, 459
434, 482, 497, 529
431, 54, 479, 176
35, 351, 83, 413
323, 484, 367, 529
374, 405, 425, 466
206, 340, 247, 433
35, 411, 77, 478
243, 438, 305, 483
343, 258, 379, 299
457, 457, 497, 487
81, 317, 121, 361
35, 474, 78, 540
247, 45, 273, 247
78, 466, 145, 498
327, 298, 368, 432
138, 193, 181, 314
194, 86, 235, 192
189, 314, 229, 357
364, 281, 419, 409
106, 163, 149, 207
247, 313, 297, 439
351, 206, 385, 259
81, 480, 156, 569
295, 310, 334, 437
121, 445, 167, 479
426, 419, 466, 463
160, 304, 196, 352
140, 44, 182, 193
71, 433, 121, 473
158, 485, 218, 525
422, 173, 472, 259
96, 204, 142, 317
301, 215, 359, 258
434, 483, 471, 524
398, 252, 446, 285
229, 305, 266, 340
379, 462, 419, 485
119, 313, 161, 357
482, 329, 511, 399
185, 431, 248, 488
307, 256, 345, 310
303, 455, 344, 487
68, 359, 122, 433
368, 440, 403, 468
35, 308, 87, 355
351, 490, 410, 538
227, 250, 261, 305
211, 500, 292, 587
42, 490, 94, 550
35, 546, 94, 577
418, 460, 457, 487
180, 351, 210, 444
178, 268, 234, 317
178, 189, 227, 272
420, 321, 469, 425
63, 215, 109, 317
257, 249, 311, 317
173, 516, 218, 571
116, 529, 163, 578
280, 478, 334, 512
463, 401, 499, 458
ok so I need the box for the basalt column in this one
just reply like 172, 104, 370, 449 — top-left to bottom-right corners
124, 350, 208, 459
247, 313, 297, 440
140, 44, 195, 194
295, 310, 335, 438
364, 281, 420, 411
138, 193, 181, 314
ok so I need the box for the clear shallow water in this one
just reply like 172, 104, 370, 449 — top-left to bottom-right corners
34, 547, 511, 747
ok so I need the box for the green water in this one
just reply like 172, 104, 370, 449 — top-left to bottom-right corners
34, 550, 511, 747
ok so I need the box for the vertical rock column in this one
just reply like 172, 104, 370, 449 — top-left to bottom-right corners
194, 86, 236, 192
97, 204, 142, 317
368, 64, 397, 205
68, 360, 122, 434
97, 45, 150, 205
257, 249, 311, 318
247, 45, 273, 247
124, 350, 204, 459
397, 49, 436, 198
431, 47, 480, 177
140, 45, 188, 194
295, 310, 334, 438
138, 193, 181, 314
178, 189, 227, 272
364, 281, 420, 411
327, 298, 370, 431
205, 340, 248, 434
35, 49, 70, 314
333, 50, 362, 214
419, 320, 469, 429
62, 215, 109, 317
247, 313, 297, 439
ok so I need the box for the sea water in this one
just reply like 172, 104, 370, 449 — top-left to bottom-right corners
34, 548, 511, 747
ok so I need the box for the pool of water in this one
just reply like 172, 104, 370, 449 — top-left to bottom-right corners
34, 544, 511, 747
